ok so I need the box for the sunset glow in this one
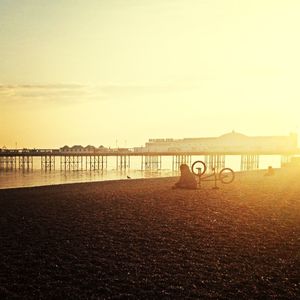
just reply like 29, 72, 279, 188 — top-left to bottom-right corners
1, 0, 300, 148
1, 2, 300, 298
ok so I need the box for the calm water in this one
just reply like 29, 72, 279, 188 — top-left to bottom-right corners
0, 155, 281, 189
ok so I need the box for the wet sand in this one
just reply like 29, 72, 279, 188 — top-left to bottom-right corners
0, 169, 299, 299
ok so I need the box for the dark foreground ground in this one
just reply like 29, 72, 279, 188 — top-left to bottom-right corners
0, 169, 299, 299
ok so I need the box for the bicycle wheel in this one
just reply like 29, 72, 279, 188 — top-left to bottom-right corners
219, 168, 235, 184
191, 160, 207, 176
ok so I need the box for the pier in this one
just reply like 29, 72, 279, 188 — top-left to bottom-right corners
0, 148, 299, 172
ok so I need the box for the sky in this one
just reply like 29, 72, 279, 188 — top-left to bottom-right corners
1, 0, 300, 148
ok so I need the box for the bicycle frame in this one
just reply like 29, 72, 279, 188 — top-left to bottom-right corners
196, 167, 219, 189
192, 161, 235, 189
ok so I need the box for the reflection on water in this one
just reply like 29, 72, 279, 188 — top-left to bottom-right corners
0, 155, 281, 189
0, 169, 177, 189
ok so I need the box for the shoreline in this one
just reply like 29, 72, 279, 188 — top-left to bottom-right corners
0, 168, 271, 191
0, 173, 177, 191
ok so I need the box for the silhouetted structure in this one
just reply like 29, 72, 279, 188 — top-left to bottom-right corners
0, 132, 299, 172
144, 131, 298, 153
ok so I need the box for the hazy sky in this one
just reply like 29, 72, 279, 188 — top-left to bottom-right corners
1, 0, 300, 148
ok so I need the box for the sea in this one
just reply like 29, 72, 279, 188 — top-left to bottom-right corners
0, 155, 281, 189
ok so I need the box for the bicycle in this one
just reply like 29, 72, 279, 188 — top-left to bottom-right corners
191, 160, 235, 189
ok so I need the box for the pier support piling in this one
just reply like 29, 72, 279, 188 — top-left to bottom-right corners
240, 155, 259, 171
281, 155, 292, 168
143, 155, 162, 170
116, 155, 130, 170
41, 155, 55, 171
0, 156, 18, 170
19, 156, 33, 171
172, 155, 191, 171
204, 155, 225, 172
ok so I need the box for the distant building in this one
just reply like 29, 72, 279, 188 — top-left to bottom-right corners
71, 145, 84, 152
98, 145, 109, 152
143, 132, 298, 153
60, 145, 84, 152
60, 145, 70, 152
84, 145, 96, 152
60, 145, 109, 153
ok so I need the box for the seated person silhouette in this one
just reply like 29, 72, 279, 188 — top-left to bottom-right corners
264, 166, 275, 176
173, 164, 197, 189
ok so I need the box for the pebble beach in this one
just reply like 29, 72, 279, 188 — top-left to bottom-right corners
0, 169, 299, 299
